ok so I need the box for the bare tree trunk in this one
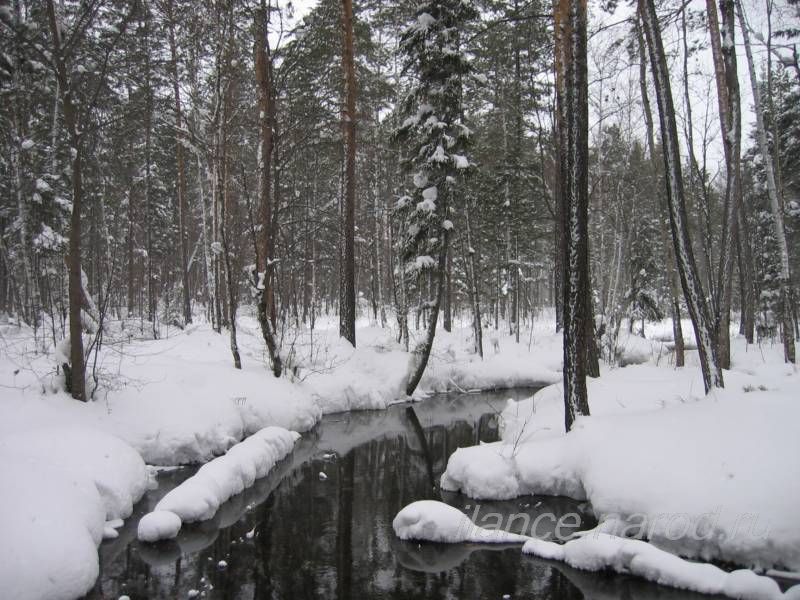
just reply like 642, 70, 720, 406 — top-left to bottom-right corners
339, 0, 357, 346
706, 0, 742, 369
406, 220, 450, 397
166, 0, 192, 325
555, 0, 591, 431
254, 4, 282, 376
465, 200, 483, 358
640, 0, 724, 391
219, 90, 241, 370
639, 15, 684, 366
10, 3, 40, 329
46, 0, 86, 400
737, 0, 796, 363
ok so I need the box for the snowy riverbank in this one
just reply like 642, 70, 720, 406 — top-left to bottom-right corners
441, 336, 800, 574
0, 312, 568, 599
2, 312, 795, 598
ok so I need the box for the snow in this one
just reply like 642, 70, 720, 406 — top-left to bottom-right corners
4, 312, 797, 597
0, 427, 149, 600
523, 533, 792, 600
393, 500, 529, 544
442, 336, 800, 572
137, 510, 182, 542
138, 426, 299, 541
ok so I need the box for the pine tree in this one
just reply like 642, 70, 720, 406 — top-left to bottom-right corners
395, 0, 477, 396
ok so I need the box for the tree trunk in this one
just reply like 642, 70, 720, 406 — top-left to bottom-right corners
46, 0, 86, 400
640, 0, 724, 391
166, 0, 193, 325
736, 0, 796, 363
254, 4, 282, 376
639, 15, 684, 367
555, 0, 591, 431
706, 0, 742, 369
339, 0, 357, 346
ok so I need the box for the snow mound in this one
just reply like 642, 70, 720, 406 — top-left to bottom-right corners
440, 445, 520, 500
139, 426, 299, 541
393, 500, 529, 544
138, 510, 182, 542
0, 427, 149, 600
523, 533, 797, 600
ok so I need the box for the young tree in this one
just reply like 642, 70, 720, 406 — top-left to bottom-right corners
43, 0, 135, 400
395, 0, 477, 396
639, 0, 724, 392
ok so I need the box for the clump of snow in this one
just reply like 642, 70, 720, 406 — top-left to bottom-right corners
523, 533, 796, 600
393, 500, 529, 544
440, 445, 520, 500
139, 426, 299, 541
137, 510, 182, 543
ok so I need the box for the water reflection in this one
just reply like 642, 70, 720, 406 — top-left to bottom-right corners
88, 389, 727, 599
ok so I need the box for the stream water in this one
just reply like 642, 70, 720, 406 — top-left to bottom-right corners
88, 389, 731, 600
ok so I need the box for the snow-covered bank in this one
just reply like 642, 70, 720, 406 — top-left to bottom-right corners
391, 499, 798, 599
441, 337, 800, 573
0, 427, 150, 600
0, 315, 564, 598
523, 533, 796, 600
138, 426, 299, 542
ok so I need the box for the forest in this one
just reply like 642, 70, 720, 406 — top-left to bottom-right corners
1, 0, 799, 599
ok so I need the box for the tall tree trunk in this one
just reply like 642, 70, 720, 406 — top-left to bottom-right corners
254, 4, 282, 376
736, 0, 796, 363
706, 0, 741, 369
465, 200, 483, 358
339, 0, 357, 346
640, 0, 724, 391
166, 0, 193, 325
555, 0, 591, 431
46, 0, 86, 400
219, 87, 241, 370
640, 16, 685, 366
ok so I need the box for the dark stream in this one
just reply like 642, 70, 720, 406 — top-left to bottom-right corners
88, 389, 731, 600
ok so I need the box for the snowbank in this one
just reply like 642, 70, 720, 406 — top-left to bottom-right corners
393, 500, 530, 544
442, 339, 800, 572
523, 533, 794, 600
0, 323, 319, 465
300, 323, 562, 412
0, 427, 149, 600
138, 426, 299, 542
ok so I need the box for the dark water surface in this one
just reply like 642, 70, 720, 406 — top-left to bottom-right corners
89, 389, 729, 600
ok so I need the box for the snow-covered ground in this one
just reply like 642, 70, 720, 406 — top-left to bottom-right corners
0, 310, 568, 599
2, 310, 797, 599
441, 335, 800, 581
